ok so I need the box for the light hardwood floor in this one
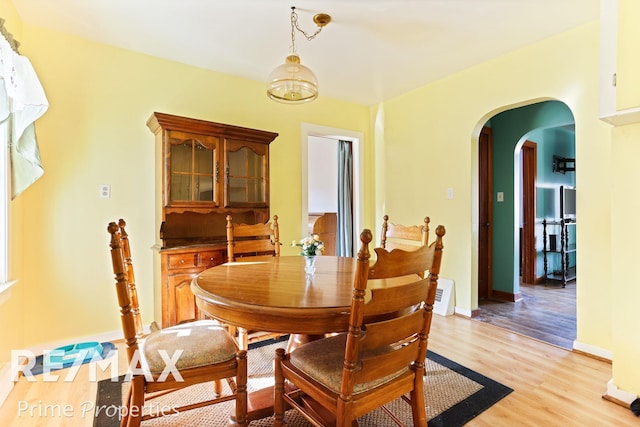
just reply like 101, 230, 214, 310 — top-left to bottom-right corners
1, 315, 637, 426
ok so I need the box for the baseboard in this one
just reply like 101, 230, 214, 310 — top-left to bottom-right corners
453, 307, 480, 318
603, 379, 637, 407
491, 290, 522, 302
0, 363, 14, 407
572, 340, 613, 362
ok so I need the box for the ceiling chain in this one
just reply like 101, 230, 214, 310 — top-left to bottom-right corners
289, 7, 325, 53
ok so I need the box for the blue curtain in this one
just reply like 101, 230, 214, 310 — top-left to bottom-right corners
337, 140, 353, 257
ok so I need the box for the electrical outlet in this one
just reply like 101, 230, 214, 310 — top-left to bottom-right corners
447, 188, 454, 199
497, 191, 504, 202
100, 184, 111, 199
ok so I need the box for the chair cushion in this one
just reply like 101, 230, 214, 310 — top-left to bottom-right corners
289, 333, 407, 395
141, 320, 238, 374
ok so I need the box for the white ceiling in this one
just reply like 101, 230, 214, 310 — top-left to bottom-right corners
12, 0, 599, 106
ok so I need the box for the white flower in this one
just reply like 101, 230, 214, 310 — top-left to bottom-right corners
292, 234, 325, 256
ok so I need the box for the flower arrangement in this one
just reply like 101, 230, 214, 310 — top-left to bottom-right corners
292, 234, 325, 257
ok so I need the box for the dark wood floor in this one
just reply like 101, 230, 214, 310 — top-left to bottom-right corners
473, 280, 576, 349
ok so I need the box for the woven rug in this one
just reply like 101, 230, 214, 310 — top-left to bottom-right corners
94, 338, 511, 426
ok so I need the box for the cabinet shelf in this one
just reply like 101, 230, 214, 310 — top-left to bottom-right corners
546, 266, 577, 282
542, 219, 576, 288
546, 244, 576, 254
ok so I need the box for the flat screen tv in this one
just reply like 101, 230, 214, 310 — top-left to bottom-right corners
560, 186, 576, 219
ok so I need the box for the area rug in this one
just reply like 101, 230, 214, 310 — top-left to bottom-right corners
93, 338, 511, 426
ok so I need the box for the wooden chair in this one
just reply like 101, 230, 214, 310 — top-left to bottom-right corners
226, 214, 280, 262
226, 214, 282, 349
108, 221, 247, 427
380, 214, 430, 251
117, 219, 159, 338
274, 225, 445, 427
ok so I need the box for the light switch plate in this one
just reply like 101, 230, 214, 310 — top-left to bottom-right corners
447, 188, 454, 199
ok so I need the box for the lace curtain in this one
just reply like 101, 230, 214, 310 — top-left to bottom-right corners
0, 18, 49, 198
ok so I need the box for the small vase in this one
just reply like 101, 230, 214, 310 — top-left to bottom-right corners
304, 255, 317, 276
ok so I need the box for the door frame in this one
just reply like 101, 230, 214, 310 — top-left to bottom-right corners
478, 126, 493, 299
521, 140, 537, 285
301, 124, 364, 249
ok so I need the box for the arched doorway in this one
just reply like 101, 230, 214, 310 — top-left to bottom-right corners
475, 100, 577, 349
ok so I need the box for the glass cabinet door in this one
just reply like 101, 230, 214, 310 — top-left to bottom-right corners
168, 130, 219, 206
225, 140, 268, 207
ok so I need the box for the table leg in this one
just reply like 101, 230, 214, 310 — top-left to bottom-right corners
243, 333, 325, 422
286, 333, 325, 352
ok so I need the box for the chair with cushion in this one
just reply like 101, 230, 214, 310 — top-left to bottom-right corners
226, 214, 282, 349
274, 225, 445, 427
380, 214, 430, 251
108, 221, 247, 427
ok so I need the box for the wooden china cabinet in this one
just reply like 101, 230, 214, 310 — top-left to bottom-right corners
147, 112, 278, 327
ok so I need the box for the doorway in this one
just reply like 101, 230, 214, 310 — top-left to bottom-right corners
475, 101, 576, 349
301, 124, 364, 253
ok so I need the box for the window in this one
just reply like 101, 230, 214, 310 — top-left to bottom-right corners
1, 21, 48, 294
0, 119, 11, 292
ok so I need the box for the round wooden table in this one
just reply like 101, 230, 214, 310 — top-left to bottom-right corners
192, 255, 420, 333
191, 255, 362, 335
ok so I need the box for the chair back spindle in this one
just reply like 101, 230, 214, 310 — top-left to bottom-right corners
117, 219, 144, 338
108, 222, 141, 364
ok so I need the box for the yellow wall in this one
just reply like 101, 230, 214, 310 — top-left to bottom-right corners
616, 0, 640, 110
611, 124, 640, 395
4, 22, 368, 353
1, 0, 638, 399
610, 0, 640, 396
375, 22, 613, 342
0, 0, 21, 34
373, 19, 637, 396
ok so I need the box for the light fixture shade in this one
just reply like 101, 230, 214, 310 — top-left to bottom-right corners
267, 54, 318, 104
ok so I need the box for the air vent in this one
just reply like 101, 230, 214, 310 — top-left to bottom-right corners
433, 278, 454, 316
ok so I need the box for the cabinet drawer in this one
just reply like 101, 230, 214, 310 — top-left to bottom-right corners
167, 253, 198, 270
198, 250, 224, 268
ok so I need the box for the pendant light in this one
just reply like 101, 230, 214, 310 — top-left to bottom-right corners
267, 7, 331, 104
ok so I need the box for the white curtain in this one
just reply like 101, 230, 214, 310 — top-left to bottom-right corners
0, 21, 49, 199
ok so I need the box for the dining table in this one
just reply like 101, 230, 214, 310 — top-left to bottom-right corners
191, 254, 418, 422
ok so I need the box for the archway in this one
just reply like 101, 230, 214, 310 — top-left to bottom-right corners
474, 100, 577, 349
